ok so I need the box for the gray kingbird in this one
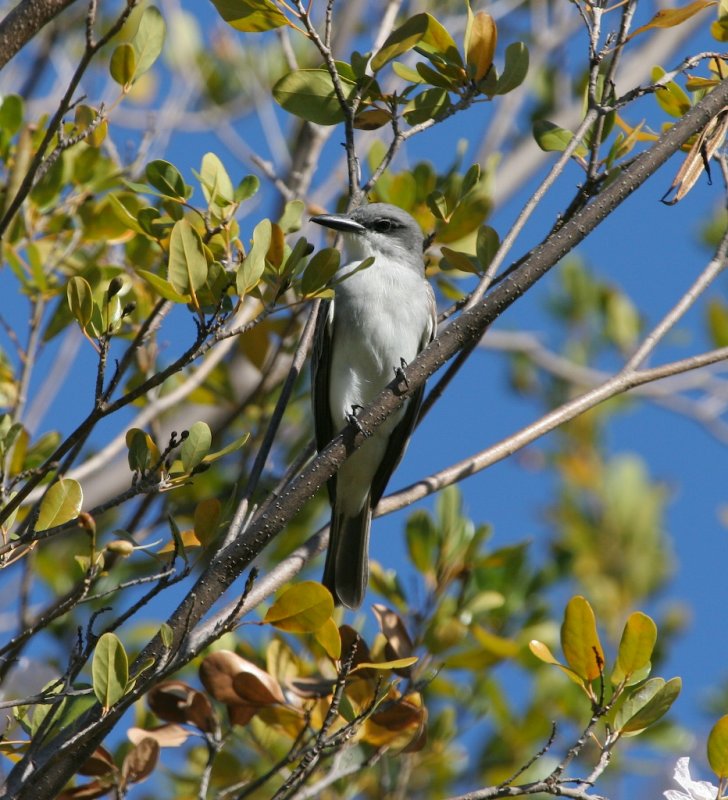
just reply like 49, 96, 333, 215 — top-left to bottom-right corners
311, 203, 436, 608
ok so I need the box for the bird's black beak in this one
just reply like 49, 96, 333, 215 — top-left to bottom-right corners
311, 213, 366, 233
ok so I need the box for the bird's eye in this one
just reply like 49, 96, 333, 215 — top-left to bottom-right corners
372, 219, 394, 233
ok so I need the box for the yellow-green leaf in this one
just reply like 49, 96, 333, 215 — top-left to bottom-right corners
495, 42, 529, 95
315, 617, 342, 660
137, 269, 191, 304
528, 639, 584, 686
371, 14, 431, 72
301, 247, 340, 296
198, 152, 234, 209
67, 276, 94, 330
465, 11, 496, 81
613, 611, 657, 685
36, 478, 83, 531
264, 582, 334, 632
627, 0, 716, 41
193, 498, 221, 546
110, 42, 137, 86
533, 120, 588, 157
708, 714, 728, 778
210, 0, 287, 32
353, 656, 418, 672
560, 595, 604, 682
92, 632, 129, 712
652, 66, 692, 118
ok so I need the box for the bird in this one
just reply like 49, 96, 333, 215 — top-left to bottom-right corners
310, 203, 436, 609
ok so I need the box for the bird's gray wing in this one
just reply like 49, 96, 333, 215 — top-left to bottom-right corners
312, 298, 337, 504
370, 283, 436, 507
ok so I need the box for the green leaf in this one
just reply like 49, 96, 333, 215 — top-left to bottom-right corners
300, 247, 340, 296
440, 246, 481, 275
651, 66, 692, 118
278, 199, 305, 234
404, 87, 451, 125
137, 269, 191, 303
533, 119, 588, 157
36, 478, 83, 531
707, 298, 728, 347
272, 69, 357, 125
66, 276, 94, 330
560, 595, 604, 682
371, 14, 430, 72
235, 174, 260, 203
168, 220, 208, 296
237, 218, 272, 296
427, 190, 449, 220
92, 633, 129, 712
145, 159, 187, 200
198, 152, 234, 208
210, 0, 287, 32
202, 432, 250, 463
264, 582, 334, 632
612, 611, 657, 685
0, 94, 23, 137
180, 421, 212, 472
406, 509, 437, 576
708, 715, 728, 778
131, 5, 166, 77
496, 42, 529, 95
110, 42, 137, 85
616, 677, 681, 736
476, 225, 500, 269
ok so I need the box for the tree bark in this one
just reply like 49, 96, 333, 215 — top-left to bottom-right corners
0, 0, 78, 70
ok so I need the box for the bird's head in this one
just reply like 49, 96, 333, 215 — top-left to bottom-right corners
311, 203, 425, 267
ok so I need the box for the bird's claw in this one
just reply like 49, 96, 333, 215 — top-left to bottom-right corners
394, 357, 409, 388
346, 404, 369, 437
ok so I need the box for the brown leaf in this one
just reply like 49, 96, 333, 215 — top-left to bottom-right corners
228, 703, 257, 726
56, 780, 112, 800
370, 696, 424, 732
232, 669, 286, 706
372, 604, 415, 675
128, 723, 191, 747
147, 680, 215, 732
78, 746, 116, 777
200, 649, 286, 708
121, 737, 159, 786
662, 107, 728, 203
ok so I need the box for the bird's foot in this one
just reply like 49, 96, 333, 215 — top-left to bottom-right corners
394, 357, 409, 388
346, 404, 369, 437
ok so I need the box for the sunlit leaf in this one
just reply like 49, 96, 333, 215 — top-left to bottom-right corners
137, 269, 191, 303
561, 595, 604, 682
110, 42, 137, 86
210, 0, 287, 32
146, 159, 187, 199
198, 152, 234, 208
264, 582, 334, 632
67, 276, 94, 330
533, 120, 588, 157
612, 611, 657, 685
708, 714, 728, 778
180, 421, 212, 472
131, 6, 166, 77
92, 633, 129, 712
168, 220, 208, 296
272, 69, 357, 125
36, 478, 83, 531
314, 617, 342, 660
121, 736, 159, 785
627, 0, 716, 41
371, 14, 431, 72
465, 11, 496, 81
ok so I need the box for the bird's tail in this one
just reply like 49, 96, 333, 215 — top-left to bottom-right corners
322, 501, 371, 609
